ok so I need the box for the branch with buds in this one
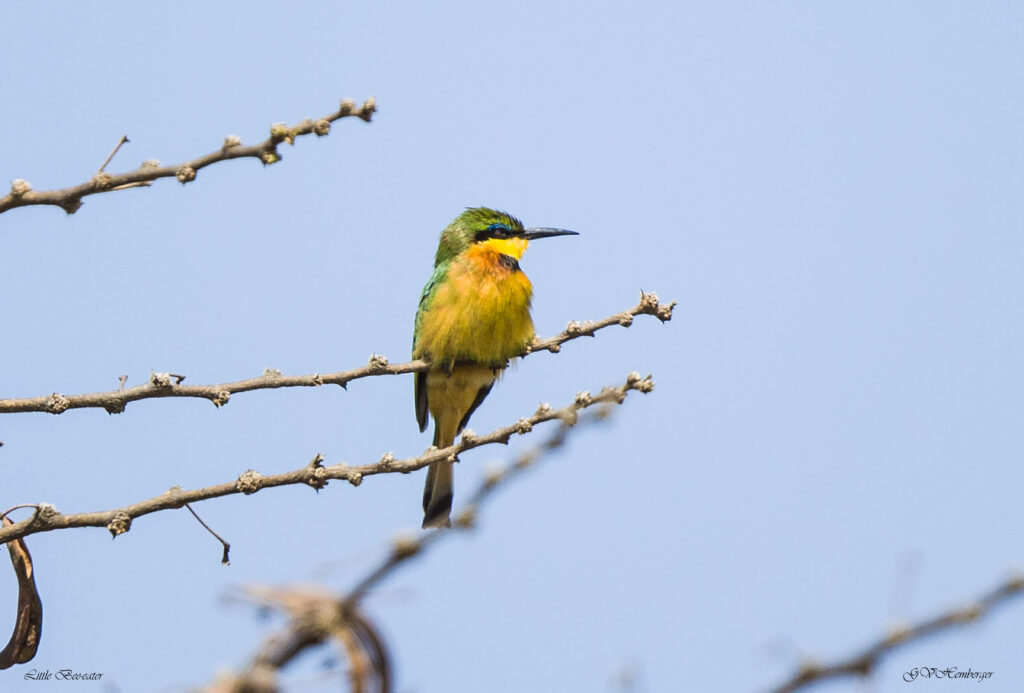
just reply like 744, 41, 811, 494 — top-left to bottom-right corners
203, 404, 609, 693
0, 97, 376, 216
767, 575, 1024, 693
0, 372, 653, 548
0, 293, 674, 417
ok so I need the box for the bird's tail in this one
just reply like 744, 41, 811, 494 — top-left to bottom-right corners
422, 424, 455, 528
422, 460, 453, 529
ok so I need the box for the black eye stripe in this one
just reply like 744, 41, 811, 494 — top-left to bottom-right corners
474, 223, 513, 242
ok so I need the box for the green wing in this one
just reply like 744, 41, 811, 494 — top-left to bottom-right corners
413, 263, 448, 432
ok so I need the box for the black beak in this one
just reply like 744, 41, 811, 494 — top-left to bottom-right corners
521, 227, 579, 240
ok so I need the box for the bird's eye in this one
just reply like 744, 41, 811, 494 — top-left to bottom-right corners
477, 223, 511, 241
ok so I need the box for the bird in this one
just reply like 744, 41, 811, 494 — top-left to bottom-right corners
413, 207, 577, 528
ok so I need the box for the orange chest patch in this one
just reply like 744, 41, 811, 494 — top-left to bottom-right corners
415, 248, 535, 366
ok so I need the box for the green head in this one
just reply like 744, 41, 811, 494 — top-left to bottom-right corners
433, 207, 577, 266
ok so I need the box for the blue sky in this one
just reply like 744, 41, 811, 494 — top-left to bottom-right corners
1, 2, 1022, 691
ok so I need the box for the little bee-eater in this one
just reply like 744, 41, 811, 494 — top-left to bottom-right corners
413, 208, 577, 528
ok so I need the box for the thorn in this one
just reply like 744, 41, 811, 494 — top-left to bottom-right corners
61, 197, 83, 215
184, 503, 231, 565
98, 135, 129, 173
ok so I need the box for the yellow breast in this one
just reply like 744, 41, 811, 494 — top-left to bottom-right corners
414, 243, 535, 367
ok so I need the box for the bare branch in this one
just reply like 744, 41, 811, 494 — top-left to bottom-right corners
529, 290, 675, 354
767, 574, 1024, 693
96, 135, 129, 173
0, 373, 654, 547
0, 293, 674, 416
344, 405, 587, 605
211, 589, 391, 693
203, 404, 605, 693
0, 97, 376, 216
184, 504, 231, 566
